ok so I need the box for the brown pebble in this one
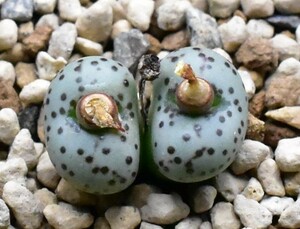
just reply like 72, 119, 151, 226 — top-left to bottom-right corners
235, 37, 279, 73
249, 90, 266, 117
0, 80, 21, 113
0, 43, 30, 64
18, 21, 34, 42
144, 33, 161, 54
15, 62, 37, 88
161, 30, 189, 51
246, 112, 265, 142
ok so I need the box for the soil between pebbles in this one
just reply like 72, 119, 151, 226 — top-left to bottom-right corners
0, 0, 300, 229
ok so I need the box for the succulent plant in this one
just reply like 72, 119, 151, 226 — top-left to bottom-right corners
146, 47, 248, 183
44, 57, 141, 194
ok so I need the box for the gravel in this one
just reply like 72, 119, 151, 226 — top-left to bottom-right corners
0, 0, 300, 228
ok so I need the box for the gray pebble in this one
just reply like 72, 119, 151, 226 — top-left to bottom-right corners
1, 0, 33, 22
267, 15, 300, 30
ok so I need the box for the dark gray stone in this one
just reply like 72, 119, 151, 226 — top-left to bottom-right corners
18, 105, 40, 141
113, 29, 150, 73
186, 7, 221, 49
1, 0, 33, 22
267, 15, 300, 30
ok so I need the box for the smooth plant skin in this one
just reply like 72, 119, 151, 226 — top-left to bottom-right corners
146, 47, 248, 183
44, 57, 141, 194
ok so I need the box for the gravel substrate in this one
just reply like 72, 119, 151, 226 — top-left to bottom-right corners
0, 0, 300, 228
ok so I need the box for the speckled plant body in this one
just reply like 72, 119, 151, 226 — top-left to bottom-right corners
44, 57, 141, 194
147, 47, 248, 183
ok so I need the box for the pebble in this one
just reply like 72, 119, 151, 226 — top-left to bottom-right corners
19, 79, 50, 105
212, 48, 232, 62
297, 25, 300, 43
241, 177, 264, 201
36, 51, 67, 81
2, 181, 43, 229
140, 222, 163, 229
111, 19, 132, 40
284, 172, 300, 196
23, 25, 53, 57
36, 151, 60, 190
278, 196, 300, 228
144, 33, 162, 54
265, 106, 300, 130
96, 193, 125, 214
8, 128, 39, 170
43, 202, 94, 229
200, 221, 213, 229
18, 21, 34, 41
175, 216, 202, 229
238, 67, 256, 99
127, 183, 160, 208
190, 185, 217, 213
0, 199, 10, 228
33, 0, 57, 14
208, 0, 240, 18
0, 19, 18, 51
48, 23, 77, 60
246, 19, 274, 39
127, 0, 155, 32
236, 37, 279, 73
230, 139, 270, 175
241, 0, 274, 18
257, 158, 285, 196
1, 0, 33, 22
75, 37, 103, 56
218, 16, 247, 53
113, 29, 150, 71
35, 13, 59, 30
210, 202, 240, 229
140, 193, 190, 225
249, 90, 265, 117
105, 206, 141, 229
0, 42, 29, 64
271, 34, 300, 61
246, 112, 265, 142
260, 196, 294, 215
34, 188, 58, 210
56, 179, 96, 206
156, 0, 191, 31
214, 171, 248, 202
15, 62, 37, 88
18, 105, 40, 141
234, 194, 272, 228
275, 137, 300, 172
94, 217, 111, 229
0, 108, 20, 145
58, 0, 82, 22
0, 60, 15, 87
76, 1, 113, 42
273, 0, 300, 14
267, 15, 300, 30
161, 29, 189, 51
186, 7, 221, 49
0, 80, 21, 113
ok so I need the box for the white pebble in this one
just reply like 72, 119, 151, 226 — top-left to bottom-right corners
200, 221, 212, 229
260, 196, 294, 215
44, 202, 94, 229
175, 216, 202, 229
211, 202, 241, 229
156, 0, 192, 31
190, 185, 217, 213
0, 60, 15, 86
111, 19, 132, 39
215, 171, 248, 202
58, 0, 82, 22
218, 16, 248, 53
275, 137, 300, 172
0, 158, 27, 195
238, 67, 256, 99
0, 19, 18, 51
241, 0, 274, 18
36, 151, 60, 190
76, 1, 113, 42
278, 196, 300, 228
234, 194, 272, 228
231, 140, 270, 175
242, 177, 264, 201
33, 0, 57, 14
19, 79, 50, 105
246, 19, 274, 39
127, 183, 160, 208
48, 22, 77, 60
8, 129, 39, 170
34, 188, 57, 211
2, 181, 43, 229
140, 222, 163, 229
36, 13, 60, 30
0, 199, 10, 228
208, 0, 240, 18
34, 142, 44, 158
105, 206, 141, 229
75, 37, 103, 56
0, 108, 20, 145
271, 34, 300, 61
257, 158, 285, 196
127, 0, 154, 31
36, 51, 67, 81
296, 25, 300, 44
140, 193, 190, 225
